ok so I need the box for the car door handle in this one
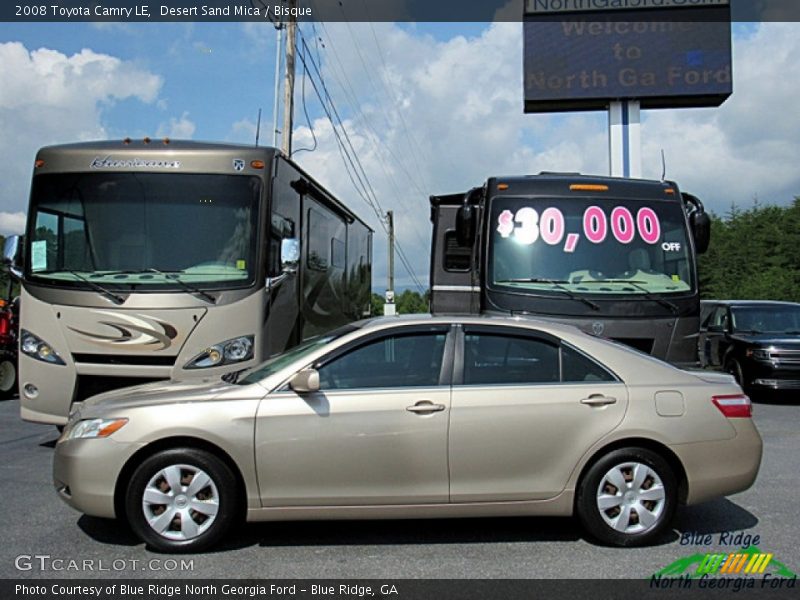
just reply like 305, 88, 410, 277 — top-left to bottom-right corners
581, 394, 617, 407
406, 401, 446, 414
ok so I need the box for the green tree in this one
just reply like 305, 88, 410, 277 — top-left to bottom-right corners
370, 292, 385, 316
370, 289, 431, 316
697, 197, 800, 302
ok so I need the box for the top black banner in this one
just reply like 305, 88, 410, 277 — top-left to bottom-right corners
3, 0, 800, 22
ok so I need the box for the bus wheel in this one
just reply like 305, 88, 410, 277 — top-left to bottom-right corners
0, 358, 16, 399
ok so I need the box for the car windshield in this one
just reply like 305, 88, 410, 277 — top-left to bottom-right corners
731, 306, 800, 334
489, 196, 694, 295
26, 172, 260, 291
237, 324, 360, 385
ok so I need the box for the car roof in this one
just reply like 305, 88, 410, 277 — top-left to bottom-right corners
353, 313, 588, 337
700, 300, 800, 308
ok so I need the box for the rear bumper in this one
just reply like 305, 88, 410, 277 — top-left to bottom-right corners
672, 420, 763, 505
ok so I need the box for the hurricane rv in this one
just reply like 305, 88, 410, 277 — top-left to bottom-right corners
4, 140, 372, 425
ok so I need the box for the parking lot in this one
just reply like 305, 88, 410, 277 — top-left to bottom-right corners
1, 394, 798, 580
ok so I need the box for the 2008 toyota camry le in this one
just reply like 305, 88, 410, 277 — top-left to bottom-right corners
53, 315, 762, 553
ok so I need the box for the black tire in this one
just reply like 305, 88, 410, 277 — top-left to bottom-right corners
126, 448, 239, 553
576, 447, 677, 547
725, 359, 745, 387
0, 357, 17, 399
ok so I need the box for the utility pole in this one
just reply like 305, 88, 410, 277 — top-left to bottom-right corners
384, 211, 396, 316
272, 24, 283, 148
281, 0, 297, 156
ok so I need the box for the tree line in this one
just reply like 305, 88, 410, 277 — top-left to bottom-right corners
698, 197, 800, 302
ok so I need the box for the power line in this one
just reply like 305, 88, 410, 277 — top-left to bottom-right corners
301, 20, 432, 284
293, 24, 427, 294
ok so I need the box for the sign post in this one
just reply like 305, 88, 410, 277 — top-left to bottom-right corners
608, 99, 641, 178
523, 1, 732, 178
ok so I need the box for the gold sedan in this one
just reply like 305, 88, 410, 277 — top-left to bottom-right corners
54, 315, 762, 552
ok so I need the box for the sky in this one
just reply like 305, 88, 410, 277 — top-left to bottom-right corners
0, 19, 798, 291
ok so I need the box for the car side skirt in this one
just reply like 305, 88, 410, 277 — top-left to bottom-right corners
245, 492, 575, 522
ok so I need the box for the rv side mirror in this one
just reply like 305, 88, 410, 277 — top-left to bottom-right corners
280, 238, 300, 273
2, 235, 23, 278
289, 368, 320, 393
456, 205, 477, 247
691, 212, 711, 255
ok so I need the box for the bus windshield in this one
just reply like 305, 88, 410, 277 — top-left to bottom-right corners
26, 172, 260, 291
489, 196, 694, 296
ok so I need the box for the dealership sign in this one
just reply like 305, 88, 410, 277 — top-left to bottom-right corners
523, 0, 732, 112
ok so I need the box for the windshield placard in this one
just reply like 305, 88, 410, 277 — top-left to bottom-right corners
497, 205, 664, 251
490, 197, 693, 296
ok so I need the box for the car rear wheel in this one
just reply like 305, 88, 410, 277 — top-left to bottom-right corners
126, 448, 238, 553
0, 357, 16, 399
576, 447, 676, 547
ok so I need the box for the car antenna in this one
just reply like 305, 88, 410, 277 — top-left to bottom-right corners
255, 108, 262, 147
660, 149, 667, 182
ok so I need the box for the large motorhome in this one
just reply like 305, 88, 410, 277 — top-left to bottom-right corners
430, 173, 710, 366
5, 140, 372, 425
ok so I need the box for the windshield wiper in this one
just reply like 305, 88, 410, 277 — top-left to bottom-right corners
576, 280, 679, 314
66, 271, 125, 304
146, 268, 217, 304
497, 278, 599, 311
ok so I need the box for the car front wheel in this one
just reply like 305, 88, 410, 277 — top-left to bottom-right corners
576, 447, 676, 547
0, 356, 17, 399
725, 359, 745, 387
125, 448, 238, 553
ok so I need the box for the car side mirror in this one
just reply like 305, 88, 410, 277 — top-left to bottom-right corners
280, 238, 300, 274
2, 235, 24, 279
289, 368, 320, 393
455, 204, 477, 247
691, 211, 711, 255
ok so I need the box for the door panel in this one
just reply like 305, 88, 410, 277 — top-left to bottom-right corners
255, 328, 452, 506
255, 387, 450, 506
449, 328, 628, 502
449, 383, 627, 502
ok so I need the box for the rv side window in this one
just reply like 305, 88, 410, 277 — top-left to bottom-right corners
331, 237, 345, 270
444, 231, 471, 272
307, 208, 330, 271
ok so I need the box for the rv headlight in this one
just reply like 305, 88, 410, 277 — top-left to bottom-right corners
224, 336, 253, 362
185, 335, 254, 369
66, 418, 128, 440
20, 330, 66, 366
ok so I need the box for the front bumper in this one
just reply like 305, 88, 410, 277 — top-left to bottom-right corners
53, 436, 144, 518
750, 378, 800, 390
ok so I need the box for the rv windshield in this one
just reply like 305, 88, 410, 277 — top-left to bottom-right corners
26, 172, 260, 290
489, 196, 694, 296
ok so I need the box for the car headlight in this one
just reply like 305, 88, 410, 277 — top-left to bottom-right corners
65, 418, 128, 440
747, 348, 771, 360
20, 330, 66, 365
185, 335, 254, 369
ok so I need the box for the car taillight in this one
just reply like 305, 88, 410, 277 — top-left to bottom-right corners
0, 313, 9, 337
712, 394, 752, 418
